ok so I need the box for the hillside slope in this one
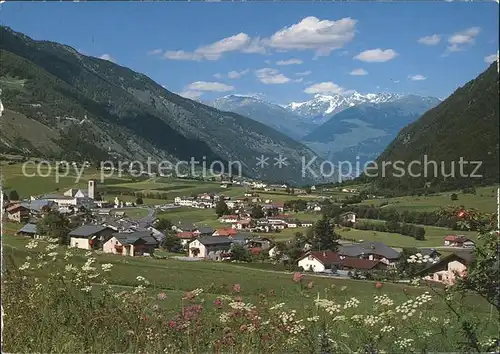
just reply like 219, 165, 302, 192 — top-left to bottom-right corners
0, 26, 323, 184
362, 62, 499, 192
208, 95, 316, 140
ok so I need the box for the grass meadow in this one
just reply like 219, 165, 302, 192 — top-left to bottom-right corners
2, 232, 498, 353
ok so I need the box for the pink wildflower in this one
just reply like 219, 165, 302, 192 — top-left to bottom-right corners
214, 298, 223, 308
307, 281, 314, 289
168, 320, 176, 328
293, 272, 303, 283
232, 284, 241, 293
157, 292, 167, 300
375, 282, 383, 289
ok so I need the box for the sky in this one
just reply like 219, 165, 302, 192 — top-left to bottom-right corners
1, 1, 498, 105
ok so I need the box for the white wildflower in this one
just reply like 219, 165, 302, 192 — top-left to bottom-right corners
18, 262, 30, 271
81, 286, 92, 293
101, 263, 113, 272
25, 241, 38, 249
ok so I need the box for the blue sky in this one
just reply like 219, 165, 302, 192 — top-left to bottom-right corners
1, 1, 498, 104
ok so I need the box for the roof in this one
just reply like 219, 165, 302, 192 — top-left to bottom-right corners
341, 258, 383, 270
214, 228, 238, 236
299, 251, 342, 265
177, 223, 197, 231
194, 236, 233, 246
444, 235, 470, 242
6, 204, 29, 213
339, 242, 400, 260
69, 225, 110, 238
18, 223, 37, 234
197, 226, 214, 234
21, 200, 55, 212
112, 231, 158, 245
41, 194, 75, 200
420, 248, 441, 257
177, 231, 195, 239
416, 251, 476, 276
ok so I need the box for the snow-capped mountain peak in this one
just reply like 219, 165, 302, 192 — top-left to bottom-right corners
285, 92, 405, 124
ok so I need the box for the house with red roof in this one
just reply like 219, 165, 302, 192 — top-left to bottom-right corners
297, 251, 343, 273
297, 250, 387, 273
444, 235, 475, 248
176, 231, 196, 246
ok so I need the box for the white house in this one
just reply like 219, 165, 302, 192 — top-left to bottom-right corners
340, 212, 357, 224
174, 197, 195, 207
297, 251, 342, 273
188, 236, 233, 260
220, 215, 239, 223
420, 252, 474, 285
68, 225, 114, 250
103, 231, 158, 257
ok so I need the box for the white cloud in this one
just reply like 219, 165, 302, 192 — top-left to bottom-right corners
484, 53, 498, 64
147, 48, 163, 56
350, 68, 368, 76
294, 78, 304, 83
276, 59, 303, 66
162, 16, 356, 61
446, 27, 481, 52
304, 81, 351, 95
164, 33, 265, 61
354, 49, 398, 62
164, 50, 199, 61
179, 90, 202, 100
213, 73, 223, 79
267, 16, 357, 56
255, 68, 291, 84
98, 54, 115, 62
295, 70, 312, 76
417, 34, 441, 45
408, 75, 426, 81
186, 81, 235, 92
227, 69, 250, 79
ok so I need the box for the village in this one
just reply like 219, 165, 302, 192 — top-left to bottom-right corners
3, 177, 479, 286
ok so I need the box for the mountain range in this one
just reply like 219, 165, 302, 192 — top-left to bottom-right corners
284, 92, 405, 125
0, 26, 324, 185
210, 92, 441, 171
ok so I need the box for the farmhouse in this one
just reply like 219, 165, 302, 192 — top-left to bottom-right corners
297, 251, 388, 273
443, 235, 475, 248
298, 251, 342, 273
176, 231, 196, 246
6, 204, 30, 223
103, 231, 158, 256
339, 241, 400, 266
188, 236, 233, 260
172, 222, 197, 233
16, 223, 39, 238
418, 251, 475, 285
340, 212, 357, 224
233, 219, 251, 230
197, 226, 215, 236
69, 225, 115, 250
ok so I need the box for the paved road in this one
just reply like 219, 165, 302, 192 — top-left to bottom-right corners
136, 206, 156, 226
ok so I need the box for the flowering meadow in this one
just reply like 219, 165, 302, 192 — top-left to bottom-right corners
2, 235, 499, 353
